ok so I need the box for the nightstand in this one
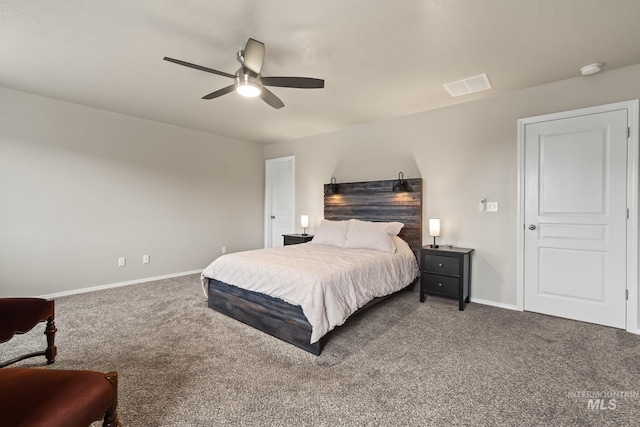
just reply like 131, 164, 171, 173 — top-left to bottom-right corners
419, 246, 474, 311
283, 234, 314, 246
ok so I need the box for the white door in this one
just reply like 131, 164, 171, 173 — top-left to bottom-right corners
524, 109, 628, 328
264, 156, 294, 248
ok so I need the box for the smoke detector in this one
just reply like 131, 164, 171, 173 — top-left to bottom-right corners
580, 63, 603, 76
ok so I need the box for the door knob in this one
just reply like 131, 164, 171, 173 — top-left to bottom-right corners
528, 224, 536, 230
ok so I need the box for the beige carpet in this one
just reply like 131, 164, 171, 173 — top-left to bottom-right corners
2, 274, 639, 426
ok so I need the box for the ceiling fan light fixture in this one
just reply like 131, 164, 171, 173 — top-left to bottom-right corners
236, 82, 262, 97
236, 72, 262, 97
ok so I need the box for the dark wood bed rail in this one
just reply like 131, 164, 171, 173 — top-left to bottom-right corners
208, 278, 321, 355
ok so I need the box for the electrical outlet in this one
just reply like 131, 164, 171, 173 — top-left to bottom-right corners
486, 201, 499, 212
118, 257, 126, 267
143, 254, 150, 264
221, 246, 227, 254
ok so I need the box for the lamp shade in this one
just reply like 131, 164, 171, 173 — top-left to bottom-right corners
300, 215, 309, 228
428, 218, 441, 237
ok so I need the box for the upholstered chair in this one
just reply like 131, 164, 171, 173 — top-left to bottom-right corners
0, 298, 56, 368
0, 368, 121, 427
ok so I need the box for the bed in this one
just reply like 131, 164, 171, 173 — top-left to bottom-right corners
201, 177, 423, 355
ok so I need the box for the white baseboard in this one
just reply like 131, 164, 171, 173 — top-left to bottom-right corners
38, 270, 202, 299
470, 297, 520, 311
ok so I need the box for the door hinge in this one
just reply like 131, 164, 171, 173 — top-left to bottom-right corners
626, 208, 630, 219
628, 127, 631, 138
626, 289, 629, 300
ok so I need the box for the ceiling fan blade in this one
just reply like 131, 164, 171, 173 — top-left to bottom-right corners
259, 87, 284, 109
163, 57, 235, 79
202, 84, 236, 100
261, 76, 325, 89
242, 38, 265, 75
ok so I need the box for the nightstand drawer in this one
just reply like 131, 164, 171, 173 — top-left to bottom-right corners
422, 254, 460, 276
283, 234, 314, 246
422, 274, 459, 298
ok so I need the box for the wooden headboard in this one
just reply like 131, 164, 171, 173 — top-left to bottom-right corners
323, 178, 423, 255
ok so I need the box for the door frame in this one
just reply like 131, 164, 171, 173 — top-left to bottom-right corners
264, 155, 295, 248
516, 99, 639, 334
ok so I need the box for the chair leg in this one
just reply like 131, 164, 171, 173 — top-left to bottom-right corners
103, 371, 121, 427
44, 315, 57, 364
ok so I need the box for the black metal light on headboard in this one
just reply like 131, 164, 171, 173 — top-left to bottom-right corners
392, 172, 408, 192
327, 177, 339, 194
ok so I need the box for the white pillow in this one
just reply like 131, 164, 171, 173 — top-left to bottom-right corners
384, 221, 404, 236
310, 219, 349, 247
344, 219, 398, 253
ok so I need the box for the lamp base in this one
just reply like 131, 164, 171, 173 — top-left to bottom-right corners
429, 244, 439, 248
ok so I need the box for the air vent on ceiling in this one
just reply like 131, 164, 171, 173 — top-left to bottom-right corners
443, 73, 492, 97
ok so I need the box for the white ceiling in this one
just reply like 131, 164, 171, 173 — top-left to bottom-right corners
1, 0, 640, 144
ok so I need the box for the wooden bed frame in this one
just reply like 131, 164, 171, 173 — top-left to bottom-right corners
206, 177, 423, 355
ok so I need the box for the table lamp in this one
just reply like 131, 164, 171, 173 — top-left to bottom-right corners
429, 218, 440, 248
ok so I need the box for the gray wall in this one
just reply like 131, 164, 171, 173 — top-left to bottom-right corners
3, 64, 640, 311
0, 87, 264, 297
265, 64, 640, 309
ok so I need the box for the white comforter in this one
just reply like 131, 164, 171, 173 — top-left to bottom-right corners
200, 236, 419, 344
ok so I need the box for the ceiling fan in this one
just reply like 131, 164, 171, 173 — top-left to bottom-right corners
164, 38, 324, 109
